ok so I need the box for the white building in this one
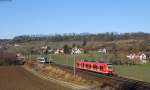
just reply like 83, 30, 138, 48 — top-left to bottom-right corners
54, 49, 64, 54
14, 44, 20, 47
126, 52, 147, 63
71, 47, 81, 54
98, 48, 107, 54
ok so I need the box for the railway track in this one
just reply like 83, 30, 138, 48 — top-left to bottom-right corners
50, 63, 150, 90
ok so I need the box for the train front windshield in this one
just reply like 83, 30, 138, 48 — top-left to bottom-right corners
107, 64, 113, 70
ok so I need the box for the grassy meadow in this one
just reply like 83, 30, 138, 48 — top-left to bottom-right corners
115, 64, 150, 82
50, 52, 103, 66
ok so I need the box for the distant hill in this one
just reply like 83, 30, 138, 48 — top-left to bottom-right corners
12, 32, 150, 43
0, 32, 150, 53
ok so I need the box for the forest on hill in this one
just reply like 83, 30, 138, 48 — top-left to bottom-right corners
11, 32, 150, 43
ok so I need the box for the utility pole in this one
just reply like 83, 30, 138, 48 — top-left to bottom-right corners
49, 54, 51, 64
49, 54, 54, 64
66, 54, 68, 65
74, 54, 76, 76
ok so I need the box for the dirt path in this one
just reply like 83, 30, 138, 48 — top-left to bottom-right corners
0, 66, 71, 90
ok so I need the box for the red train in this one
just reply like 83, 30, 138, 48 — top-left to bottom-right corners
76, 60, 114, 74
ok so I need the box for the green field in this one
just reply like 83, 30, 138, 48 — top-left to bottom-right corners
115, 64, 150, 83
50, 52, 103, 66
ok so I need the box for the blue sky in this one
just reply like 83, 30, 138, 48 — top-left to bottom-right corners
0, 0, 149, 39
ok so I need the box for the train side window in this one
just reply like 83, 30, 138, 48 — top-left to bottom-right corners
76, 63, 79, 67
82, 63, 84, 67
88, 64, 91, 68
86, 64, 88, 68
93, 64, 97, 69
76, 63, 80, 67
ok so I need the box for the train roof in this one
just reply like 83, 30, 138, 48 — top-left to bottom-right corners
76, 60, 112, 65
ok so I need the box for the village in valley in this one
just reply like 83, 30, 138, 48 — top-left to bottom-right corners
24, 45, 149, 64
1, 33, 150, 66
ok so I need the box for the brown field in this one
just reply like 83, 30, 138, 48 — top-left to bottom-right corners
0, 66, 71, 90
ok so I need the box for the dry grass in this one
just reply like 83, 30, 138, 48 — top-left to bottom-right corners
25, 61, 100, 86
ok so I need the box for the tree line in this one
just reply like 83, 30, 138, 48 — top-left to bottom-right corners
12, 32, 150, 43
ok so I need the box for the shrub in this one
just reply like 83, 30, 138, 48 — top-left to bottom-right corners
84, 50, 89, 54
63, 44, 70, 54
0, 51, 18, 65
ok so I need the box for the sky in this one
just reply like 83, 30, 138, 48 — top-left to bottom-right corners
0, 0, 149, 39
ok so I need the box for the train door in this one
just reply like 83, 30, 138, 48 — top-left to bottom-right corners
81, 63, 85, 69
99, 64, 104, 73
85, 63, 88, 69
92, 64, 97, 72
88, 64, 92, 70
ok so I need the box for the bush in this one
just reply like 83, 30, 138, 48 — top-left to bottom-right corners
63, 44, 70, 54
84, 50, 89, 54
0, 51, 18, 65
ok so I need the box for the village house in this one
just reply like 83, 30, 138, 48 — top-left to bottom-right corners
71, 47, 82, 54
126, 52, 147, 63
54, 49, 64, 54
40, 46, 48, 53
14, 44, 20, 47
97, 48, 107, 54
145, 52, 150, 60
41, 46, 48, 51
48, 49, 54, 54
